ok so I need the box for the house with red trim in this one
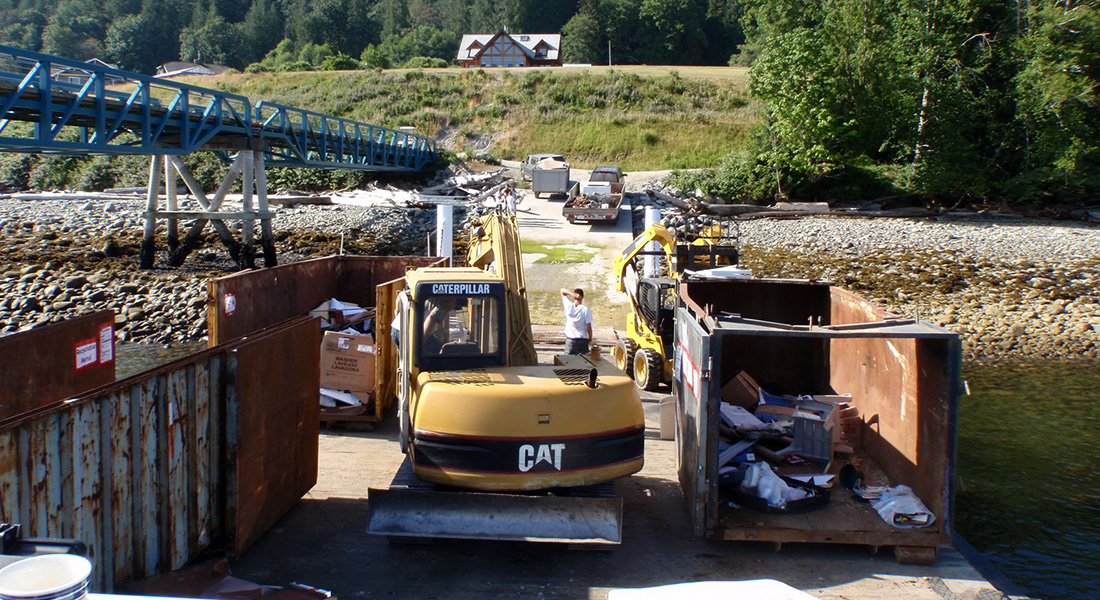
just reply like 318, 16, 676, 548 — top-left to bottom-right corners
457, 30, 562, 68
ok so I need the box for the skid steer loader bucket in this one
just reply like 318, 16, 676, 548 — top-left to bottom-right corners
366, 487, 624, 545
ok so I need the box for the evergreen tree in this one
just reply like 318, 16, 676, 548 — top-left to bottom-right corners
1012, 0, 1100, 198
41, 0, 108, 59
239, 0, 284, 65
435, 0, 470, 33
376, 0, 410, 39
638, 0, 708, 64
179, 14, 240, 66
0, 8, 47, 50
104, 12, 155, 71
561, 8, 603, 63
599, 0, 644, 65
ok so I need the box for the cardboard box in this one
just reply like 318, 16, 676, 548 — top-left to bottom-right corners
721, 370, 760, 409
320, 331, 375, 393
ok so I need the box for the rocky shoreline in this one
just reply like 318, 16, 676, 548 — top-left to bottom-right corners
729, 214, 1100, 362
2, 194, 1098, 363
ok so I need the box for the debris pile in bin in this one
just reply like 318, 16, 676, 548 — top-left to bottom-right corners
715, 370, 934, 526
312, 298, 377, 419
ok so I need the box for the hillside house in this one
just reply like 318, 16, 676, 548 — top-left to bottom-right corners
457, 30, 561, 68
51, 58, 127, 86
155, 61, 230, 78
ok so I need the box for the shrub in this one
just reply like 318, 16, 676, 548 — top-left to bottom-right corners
360, 45, 391, 69
277, 60, 313, 72
0, 154, 35, 190
319, 54, 360, 71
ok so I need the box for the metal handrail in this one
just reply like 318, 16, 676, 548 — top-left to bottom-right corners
0, 45, 437, 172
0, 45, 252, 155
254, 101, 436, 171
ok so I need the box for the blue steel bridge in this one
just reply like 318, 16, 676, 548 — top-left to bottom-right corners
0, 45, 438, 268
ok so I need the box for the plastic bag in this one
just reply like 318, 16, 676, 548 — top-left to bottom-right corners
871, 484, 935, 528
740, 462, 807, 509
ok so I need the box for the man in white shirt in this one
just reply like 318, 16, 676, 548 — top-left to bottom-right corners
505, 186, 517, 214
560, 287, 593, 355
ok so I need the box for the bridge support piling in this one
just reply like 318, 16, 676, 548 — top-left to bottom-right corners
165, 158, 179, 252
254, 151, 277, 267
140, 156, 164, 269
140, 152, 276, 270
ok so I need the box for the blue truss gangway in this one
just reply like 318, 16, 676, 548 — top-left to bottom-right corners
256, 102, 435, 172
0, 45, 438, 269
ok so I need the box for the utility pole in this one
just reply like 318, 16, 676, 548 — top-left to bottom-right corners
608, 41, 612, 66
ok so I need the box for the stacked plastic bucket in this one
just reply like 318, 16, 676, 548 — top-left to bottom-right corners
0, 555, 92, 600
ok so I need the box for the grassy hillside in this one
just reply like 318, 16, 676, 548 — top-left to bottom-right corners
195, 66, 758, 171
0, 66, 757, 192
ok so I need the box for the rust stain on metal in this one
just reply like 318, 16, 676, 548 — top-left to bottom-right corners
108, 389, 135, 587
0, 429, 19, 523
3, 309, 331, 590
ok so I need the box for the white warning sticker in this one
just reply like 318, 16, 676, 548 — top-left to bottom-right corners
75, 339, 97, 371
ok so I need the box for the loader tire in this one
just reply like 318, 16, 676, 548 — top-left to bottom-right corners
633, 348, 664, 392
614, 338, 638, 378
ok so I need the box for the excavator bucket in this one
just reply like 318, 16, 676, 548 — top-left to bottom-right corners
366, 487, 624, 545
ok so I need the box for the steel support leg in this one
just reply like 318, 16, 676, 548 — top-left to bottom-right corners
165, 158, 179, 252
140, 155, 164, 269
254, 150, 278, 267
241, 150, 256, 270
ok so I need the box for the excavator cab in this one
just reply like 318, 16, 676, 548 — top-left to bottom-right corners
413, 279, 507, 370
369, 217, 645, 546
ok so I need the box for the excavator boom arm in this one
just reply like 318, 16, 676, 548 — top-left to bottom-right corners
466, 212, 538, 367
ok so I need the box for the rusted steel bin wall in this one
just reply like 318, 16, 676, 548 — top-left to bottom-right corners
0, 317, 320, 591
227, 317, 321, 554
0, 348, 226, 591
828, 287, 959, 533
679, 278, 831, 326
206, 255, 443, 424
207, 255, 442, 346
675, 278, 960, 561
0, 311, 116, 421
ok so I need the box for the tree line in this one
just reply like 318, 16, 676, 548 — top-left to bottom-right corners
672, 0, 1098, 208
1, 0, 1096, 206
0, 0, 744, 73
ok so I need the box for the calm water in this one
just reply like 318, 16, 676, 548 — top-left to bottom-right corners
956, 360, 1100, 600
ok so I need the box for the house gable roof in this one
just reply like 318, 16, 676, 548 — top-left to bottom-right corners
155, 61, 230, 77
457, 31, 561, 62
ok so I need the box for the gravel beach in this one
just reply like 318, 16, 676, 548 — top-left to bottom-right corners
1, 189, 1098, 363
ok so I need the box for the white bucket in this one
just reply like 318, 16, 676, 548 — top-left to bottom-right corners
0, 555, 92, 600
659, 396, 676, 440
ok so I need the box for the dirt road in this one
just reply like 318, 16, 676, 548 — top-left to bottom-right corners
226, 173, 1003, 600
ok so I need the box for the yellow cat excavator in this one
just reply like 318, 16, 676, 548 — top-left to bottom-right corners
367, 211, 645, 545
